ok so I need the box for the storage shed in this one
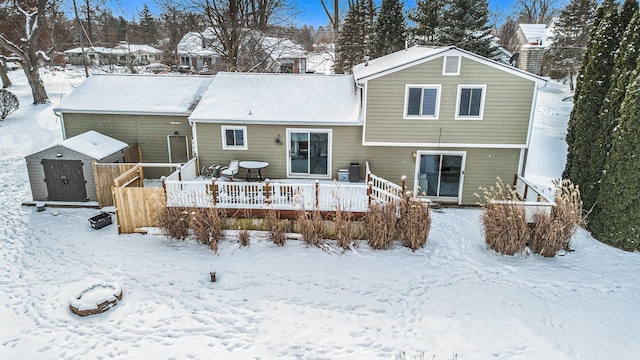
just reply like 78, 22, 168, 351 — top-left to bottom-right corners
25, 131, 128, 202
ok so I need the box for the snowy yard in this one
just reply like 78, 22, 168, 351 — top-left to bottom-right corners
1, 68, 639, 359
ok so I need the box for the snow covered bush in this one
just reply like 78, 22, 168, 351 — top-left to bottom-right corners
157, 207, 190, 240
397, 198, 431, 252
477, 178, 528, 255
529, 180, 583, 257
0, 89, 19, 119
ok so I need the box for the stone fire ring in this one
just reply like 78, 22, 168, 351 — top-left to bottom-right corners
69, 282, 123, 317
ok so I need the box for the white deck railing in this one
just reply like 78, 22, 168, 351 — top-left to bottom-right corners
491, 175, 556, 223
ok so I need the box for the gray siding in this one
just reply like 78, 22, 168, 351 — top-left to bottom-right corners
364, 56, 535, 145
195, 123, 521, 204
62, 112, 193, 178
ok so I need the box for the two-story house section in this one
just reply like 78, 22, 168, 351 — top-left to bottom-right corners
353, 46, 546, 204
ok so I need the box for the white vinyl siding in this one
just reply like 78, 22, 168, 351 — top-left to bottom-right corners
404, 84, 441, 119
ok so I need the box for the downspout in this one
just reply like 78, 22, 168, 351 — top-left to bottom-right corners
54, 110, 67, 140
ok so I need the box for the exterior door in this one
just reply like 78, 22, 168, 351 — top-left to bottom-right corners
168, 135, 189, 163
42, 159, 88, 202
287, 130, 331, 178
415, 152, 465, 202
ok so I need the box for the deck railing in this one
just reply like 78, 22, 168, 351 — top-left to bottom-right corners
490, 175, 556, 223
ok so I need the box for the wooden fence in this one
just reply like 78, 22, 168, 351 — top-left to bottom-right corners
112, 186, 166, 234
92, 163, 138, 207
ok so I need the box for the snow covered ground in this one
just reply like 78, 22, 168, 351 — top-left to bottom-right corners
1, 69, 639, 359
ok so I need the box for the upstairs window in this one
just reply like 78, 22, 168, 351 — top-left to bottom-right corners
456, 85, 486, 120
443, 56, 461, 75
405, 85, 441, 119
222, 126, 247, 150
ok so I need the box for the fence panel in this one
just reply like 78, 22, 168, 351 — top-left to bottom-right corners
113, 187, 166, 233
92, 163, 138, 207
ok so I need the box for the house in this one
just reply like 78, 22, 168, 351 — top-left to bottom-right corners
189, 46, 546, 205
175, 29, 307, 73
52, 74, 214, 178
513, 21, 555, 75
25, 131, 127, 203
64, 44, 163, 67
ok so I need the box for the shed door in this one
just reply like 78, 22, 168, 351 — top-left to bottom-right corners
168, 135, 189, 163
42, 159, 88, 202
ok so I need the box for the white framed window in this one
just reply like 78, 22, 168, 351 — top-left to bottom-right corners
443, 55, 461, 75
221, 126, 247, 150
455, 85, 486, 120
404, 84, 442, 119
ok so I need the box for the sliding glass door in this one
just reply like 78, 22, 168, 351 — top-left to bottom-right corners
416, 152, 465, 201
288, 129, 331, 178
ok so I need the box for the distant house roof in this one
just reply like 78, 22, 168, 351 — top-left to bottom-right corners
54, 74, 214, 116
176, 30, 218, 56
518, 23, 554, 47
352, 45, 546, 85
60, 130, 128, 159
63, 44, 162, 56
189, 72, 361, 125
261, 37, 306, 60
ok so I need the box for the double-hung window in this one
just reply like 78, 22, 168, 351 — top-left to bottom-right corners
221, 126, 247, 150
456, 85, 486, 120
404, 85, 441, 119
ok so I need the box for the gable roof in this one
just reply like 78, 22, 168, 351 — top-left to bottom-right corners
61, 130, 128, 159
352, 45, 546, 85
189, 72, 361, 125
54, 74, 214, 116
518, 24, 554, 47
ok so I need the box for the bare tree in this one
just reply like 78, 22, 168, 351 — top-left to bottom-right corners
498, 16, 521, 54
320, 0, 343, 43
0, 0, 50, 104
516, 0, 557, 23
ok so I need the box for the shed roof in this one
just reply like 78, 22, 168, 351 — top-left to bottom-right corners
188, 72, 361, 125
54, 74, 213, 116
28, 131, 127, 160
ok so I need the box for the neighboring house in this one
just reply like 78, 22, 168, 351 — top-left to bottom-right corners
176, 28, 307, 73
513, 21, 555, 75
52, 74, 214, 178
64, 43, 163, 67
25, 131, 127, 203
189, 46, 545, 205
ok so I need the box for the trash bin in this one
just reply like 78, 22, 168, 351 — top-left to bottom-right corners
89, 212, 112, 230
349, 163, 360, 182
338, 169, 349, 182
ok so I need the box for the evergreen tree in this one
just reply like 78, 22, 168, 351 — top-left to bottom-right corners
369, 0, 407, 58
334, 0, 376, 73
408, 0, 445, 45
138, 4, 158, 44
590, 7, 640, 238
438, 0, 495, 57
546, 0, 597, 90
590, 62, 640, 250
562, 0, 621, 215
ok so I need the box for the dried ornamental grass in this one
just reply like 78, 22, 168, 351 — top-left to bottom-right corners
397, 198, 431, 252
157, 206, 190, 240
333, 206, 359, 250
364, 202, 397, 250
266, 209, 287, 246
296, 210, 325, 247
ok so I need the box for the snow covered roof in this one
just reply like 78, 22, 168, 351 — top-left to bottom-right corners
176, 31, 219, 56
262, 37, 306, 59
64, 45, 162, 56
60, 131, 128, 159
54, 74, 214, 116
189, 72, 361, 125
519, 24, 554, 47
352, 45, 546, 85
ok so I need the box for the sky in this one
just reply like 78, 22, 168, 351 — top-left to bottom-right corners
101, 0, 520, 28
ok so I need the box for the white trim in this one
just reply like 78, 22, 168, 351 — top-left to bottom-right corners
455, 84, 486, 120
518, 148, 526, 176
403, 84, 442, 120
191, 122, 199, 159
442, 55, 461, 75
413, 150, 466, 205
362, 141, 527, 149
58, 113, 67, 140
525, 83, 539, 148
286, 128, 333, 179
361, 84, 368, 146
221, 125, 248, 150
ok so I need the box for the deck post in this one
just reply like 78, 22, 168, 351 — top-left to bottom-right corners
401, 175, 407, 197
315, 180, 320, 209
138, 165, 144, 187
212, 181, 218, 206
264, 179, 271, 205
367, 181, 373, 207
160, 176, 166, 195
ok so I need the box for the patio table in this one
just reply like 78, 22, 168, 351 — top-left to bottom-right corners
239, 161, 269, 181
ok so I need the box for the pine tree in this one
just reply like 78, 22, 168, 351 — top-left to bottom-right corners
589, 7, 640, 238
408, 0, 445, 45
562, 0, 622, 215
369, 0, 407, 58
546, 0, 597, 90
334, 0, 376, 73
139, 4, 158, 43
438, 0, 495, 57
591, 62, 640, 250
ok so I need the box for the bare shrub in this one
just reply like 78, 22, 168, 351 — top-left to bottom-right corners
296, 210, 325, 247
397, 198, 431, 251
0, 89, 19, 120
364, 202, 397, 250
190, 207, 224, 253
333, 206, 359, 250
238, 229, 250, 247
157, 206, 190, 240
266, 209, 287, 246
529, 180, 583, 256
477, 178, 528, 255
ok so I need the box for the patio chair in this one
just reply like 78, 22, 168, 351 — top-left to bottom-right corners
220, 160, 239, 180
